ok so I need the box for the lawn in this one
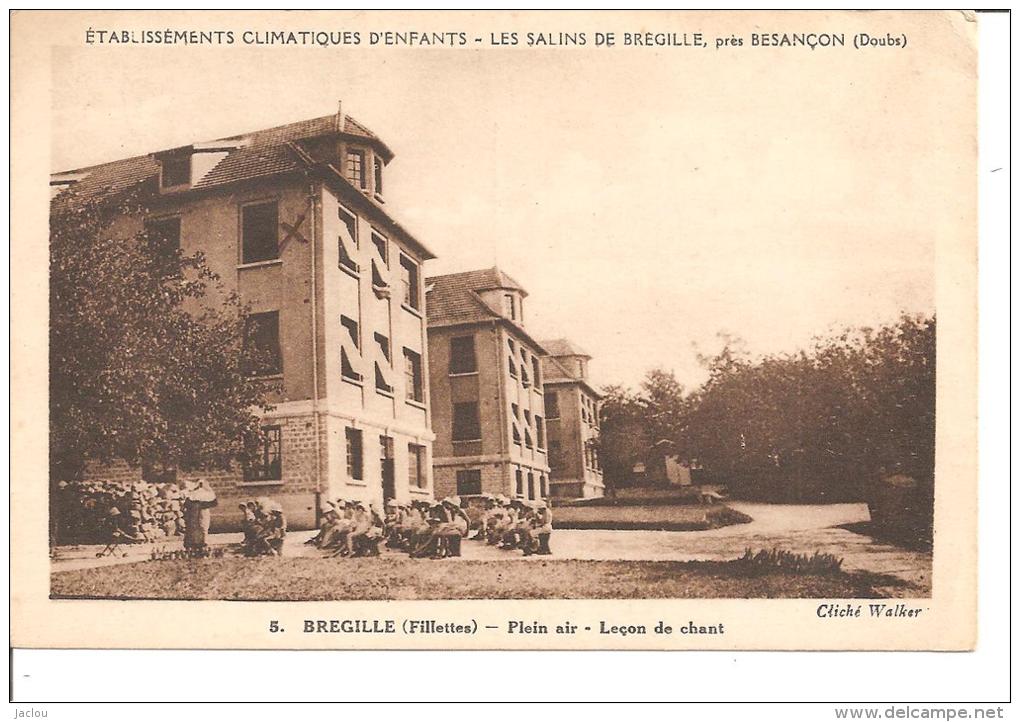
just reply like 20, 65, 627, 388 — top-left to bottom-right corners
552, 503, 752, 531
50, 556, 890, 600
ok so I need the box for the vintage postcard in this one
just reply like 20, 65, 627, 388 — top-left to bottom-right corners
11, 9, 978, 651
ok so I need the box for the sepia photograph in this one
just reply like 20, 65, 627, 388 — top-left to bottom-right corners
11, 9, 984, 657
47, 104, 937, 603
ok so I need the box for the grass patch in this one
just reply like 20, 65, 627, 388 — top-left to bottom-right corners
553, 503, 752, 531
562, 489, 705, 507
50, 556, 885, 600
734, 548, 843, 576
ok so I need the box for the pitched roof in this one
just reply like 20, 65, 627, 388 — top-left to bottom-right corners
540, 338, 591, 359
477, 267, 528, 296
539, 337, 600, 396
425, 267, 527, 326
541, 355, 578, 383
52, 113, 391, 205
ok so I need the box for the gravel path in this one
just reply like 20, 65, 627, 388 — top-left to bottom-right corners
50, 502, 931, 596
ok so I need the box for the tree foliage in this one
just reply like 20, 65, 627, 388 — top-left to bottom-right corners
49, 190, 273, 481
599, 315, 936, 503
595, 385, 649, 493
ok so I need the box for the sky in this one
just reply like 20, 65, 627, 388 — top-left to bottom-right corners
50, 12, 974, 390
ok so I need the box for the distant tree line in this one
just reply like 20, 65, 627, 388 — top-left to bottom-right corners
598, 314, 935, 504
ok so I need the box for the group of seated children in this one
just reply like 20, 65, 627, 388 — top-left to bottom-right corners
470, 495, 553, 556
383, 497, 471, 559
238, 498, 287, 557
301, 493, 554, 560
305, 499, 385, 558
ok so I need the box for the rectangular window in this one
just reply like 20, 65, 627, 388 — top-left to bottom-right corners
341, 315, 360, 349
536, 416, 545, 448
507, 339, 517, 378
339, 206, 358, 244
371, 259, 390, 294
515, 469, 524, 497
373, 156, 384, 195
244, 426, 282, 482
456, 469, 482, 496
241, 201, 279, 264
371, 231, 388, 265
504, 293, 516, 320
449, 335, 477, 374
452, 402, 481, 442
145, 216, 181, 255
540, 474, 548, 497
340, 315, 362, 383
346, 427, 363, 481
408, 444, 426, 488
527, 472, 535, 500
347, 149, 366, 189
374, 332, 391, 362
161, 155, 190, 188
532, 356, 542, 388
544, 391, 560, 419
341, 349, 362, 382
375, 337, 393, 392
403, 348, 423, 402
380, 435, 394, 460
399, 255, 420, 310
243, 311, 282, 376
338, 206, 359, 273
375, 363, 393, 394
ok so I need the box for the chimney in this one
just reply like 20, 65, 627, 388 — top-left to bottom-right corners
335, 100, 344, 134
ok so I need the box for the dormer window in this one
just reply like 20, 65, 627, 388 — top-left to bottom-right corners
373, 156, 384, 195
50, 171, 89, 199
161, 155, 191, 189
346, 149, 366, 190
504, 293, 517, 321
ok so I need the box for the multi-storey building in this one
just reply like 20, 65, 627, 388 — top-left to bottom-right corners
52, 110, 437, 530
540, 339, 605, 499
426, 268, 551, 502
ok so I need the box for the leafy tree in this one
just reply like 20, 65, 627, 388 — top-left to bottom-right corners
638, 368, 689, 477
595, 315, 934, 508
49, 189, 273, 484
681, 314, 935, 502
596, 384, 649, 495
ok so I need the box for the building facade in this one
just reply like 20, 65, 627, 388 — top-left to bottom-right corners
54, 111, 437, 531
426, 268, 551, 502
540, 339, 605, 499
